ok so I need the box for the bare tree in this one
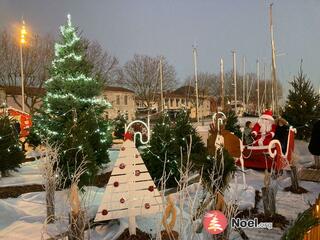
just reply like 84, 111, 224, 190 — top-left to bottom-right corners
185, 72, 219, 97
0, 30, 121, 113
83, 40, 121, 85
121, 54, 177, 110
39, 140, 62, 224
0, 30, 54, 112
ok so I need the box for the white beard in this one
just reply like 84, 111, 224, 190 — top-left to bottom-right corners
258, 118, 273, 133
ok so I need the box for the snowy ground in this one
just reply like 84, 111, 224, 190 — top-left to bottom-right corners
0, 141, 319, 239
0, 150, 119, 188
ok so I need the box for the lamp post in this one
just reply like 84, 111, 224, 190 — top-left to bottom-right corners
20, 20, 26, 112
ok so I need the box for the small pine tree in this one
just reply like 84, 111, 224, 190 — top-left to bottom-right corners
0, 114, 24, 177
173, 110, 207, 170
143, 110, 207, 188
143, 113, 177, 187
30, 15, 112, 186
283, 65, 320, 140
224, 110, 242, 138
113, 113, 127, 139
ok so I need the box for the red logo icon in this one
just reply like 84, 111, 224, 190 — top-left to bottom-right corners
203, 210, 228, 234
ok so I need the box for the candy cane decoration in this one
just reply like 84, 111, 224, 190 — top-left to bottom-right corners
212, 112, 226, 132
125, 115, 150, 145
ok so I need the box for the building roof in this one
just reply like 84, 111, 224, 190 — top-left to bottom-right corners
104, 86, 134, 93
0, 85, 45, 96
172, 85, 195, 95
0, 85, 135, 96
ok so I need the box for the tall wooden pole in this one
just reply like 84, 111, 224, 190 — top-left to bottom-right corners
220, 58, 224, 111
232, 50, 237, 115
20, 20, 26, 112
264, 63, 267, 110
159, 56, 164, 112
270, 3, 278, 115
257, 58, 260, 114
243, 56, 246, 110
193, 47, 200, 122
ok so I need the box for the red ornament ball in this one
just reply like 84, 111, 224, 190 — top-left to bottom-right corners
119, 163, 126, 169
113, 181, 119, 187
120, 198, 125, 203
102, 209, 108, 215
145, 203, 150, 209
121, 147, 125, 151
135, 170, 141, 176
148, 186, 154, 192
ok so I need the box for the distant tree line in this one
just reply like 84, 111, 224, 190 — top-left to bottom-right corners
0, 28, 288, 113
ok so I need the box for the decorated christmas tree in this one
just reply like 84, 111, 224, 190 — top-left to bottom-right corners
224, 110, 242, 138
113, 113, 127, 139
283, 64, 320, 140
143, 110, 207, 188
143, 113, 177, 187
0, 113, 24, 177
30, 15, 112, 186
95, 137, 163, 235
173, 110, 207, 169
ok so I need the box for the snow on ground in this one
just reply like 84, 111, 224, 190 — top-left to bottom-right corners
0, 141, 319, 239
0, 150, 119, 187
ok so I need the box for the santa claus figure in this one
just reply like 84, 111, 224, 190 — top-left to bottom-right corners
251, 110, 277, 146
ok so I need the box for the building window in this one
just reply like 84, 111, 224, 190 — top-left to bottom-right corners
124, 95, 128, 105
165, 99, 169, 107
116, 95, 120, 105
176, 99, 179, 107
170, 99, 173, 107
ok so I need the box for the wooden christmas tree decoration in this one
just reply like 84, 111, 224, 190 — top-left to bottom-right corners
94, 137, 163, 235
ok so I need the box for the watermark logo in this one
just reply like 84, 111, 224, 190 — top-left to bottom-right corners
231, 218, 273, 230
203, 211, 273, 235
203, 210, 228, 234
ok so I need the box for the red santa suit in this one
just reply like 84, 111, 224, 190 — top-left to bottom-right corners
251, 110, 276, 146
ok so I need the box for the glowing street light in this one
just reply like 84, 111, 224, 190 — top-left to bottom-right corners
20, 20, 26, 112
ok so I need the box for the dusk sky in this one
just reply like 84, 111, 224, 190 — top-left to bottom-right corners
1, 0, 320, 96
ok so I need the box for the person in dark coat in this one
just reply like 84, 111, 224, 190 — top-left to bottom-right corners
308, 119, 320, 169
274, 117, 289, 153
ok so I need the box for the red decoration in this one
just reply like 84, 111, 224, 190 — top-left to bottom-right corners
102, 209, 108, 215
135, 170, 141, 176
148, 186, 154, 192
135, 154, 139, 158
124, 132, 134, 141
121, 147, 125, 151
119, 163, 126, 169
120, 198, 125, 204
113, 181, 119, 187
145, 203, 150, 209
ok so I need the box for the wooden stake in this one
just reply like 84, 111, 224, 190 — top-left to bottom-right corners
69, 184, 84, 240
290, 165, 299, 191
262, 186, 276, 216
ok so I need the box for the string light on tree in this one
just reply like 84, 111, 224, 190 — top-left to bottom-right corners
29, 14, 113, 187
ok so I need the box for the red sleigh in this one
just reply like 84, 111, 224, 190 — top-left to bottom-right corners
237, 126, 296, 171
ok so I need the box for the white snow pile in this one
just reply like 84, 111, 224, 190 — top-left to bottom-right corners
0, 141, 319, 239
0, 150, 119, 187
224, 183, 256, 211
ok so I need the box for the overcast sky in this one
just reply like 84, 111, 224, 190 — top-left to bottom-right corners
1, 0, 320, 96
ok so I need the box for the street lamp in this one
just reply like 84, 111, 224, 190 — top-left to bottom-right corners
20, 20, 26, 112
